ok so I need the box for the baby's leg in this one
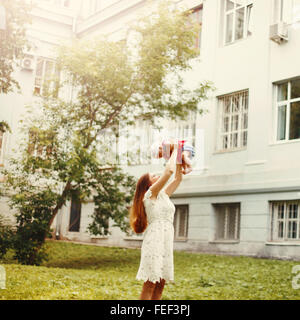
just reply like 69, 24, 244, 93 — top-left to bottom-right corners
182, 151, 192, 174
182, 151, 192, 165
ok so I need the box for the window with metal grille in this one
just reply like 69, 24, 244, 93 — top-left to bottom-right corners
217, 90, 248, 151
174, 205, 189, 240
224, 0, 253, 45
270, 201, 300, 241
69, 196, 81, 232
168, 112, 197, 150
125, 119, 153, 166
34, 57, 60, 97
214, 203, 240, 240
276, 79, 300, 141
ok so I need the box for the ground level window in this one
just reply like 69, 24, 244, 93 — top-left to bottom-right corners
174, 205, 189, 240
271, 201, 300, 241
69, 196, 81, 232
214, 203, 240, 240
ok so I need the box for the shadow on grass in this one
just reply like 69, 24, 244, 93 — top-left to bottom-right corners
42, 241, 141, 270
44, 255, 139, 270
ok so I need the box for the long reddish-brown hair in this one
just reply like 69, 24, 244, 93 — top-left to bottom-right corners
129, 173, 152, 233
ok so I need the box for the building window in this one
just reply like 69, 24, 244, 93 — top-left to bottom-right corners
69, 196, 81, 232
273, 0, 287, 23
294, 0, 300, 22
214, 203, 240, 241
168, 112, 197, 149
34, 57, 60, 97
96, 120, 153, 167
224, 0, 253, 45
276, 79, 300, 141
174, 205, 189, 240
273, 0, 300, 24
125, 120, 153, 166
217, 90, 248, 151
0, 132, 5, 165
190, 6, 203, 51
271, 201, 300, 241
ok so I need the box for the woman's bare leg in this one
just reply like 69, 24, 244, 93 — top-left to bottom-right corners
139, 280, 156, 300
151, 279, 166, 300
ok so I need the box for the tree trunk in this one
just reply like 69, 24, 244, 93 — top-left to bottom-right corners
48, 181, 72, 229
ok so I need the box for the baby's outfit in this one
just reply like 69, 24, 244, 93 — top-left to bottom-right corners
155, 138, 195, 163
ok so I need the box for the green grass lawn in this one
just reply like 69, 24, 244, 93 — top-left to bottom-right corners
0, 240, 300, 300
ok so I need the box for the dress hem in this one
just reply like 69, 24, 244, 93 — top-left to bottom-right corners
136, 276, 174, 284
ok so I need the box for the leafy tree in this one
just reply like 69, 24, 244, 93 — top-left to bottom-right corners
0, 0, 31, 94
3, 1, 213, 265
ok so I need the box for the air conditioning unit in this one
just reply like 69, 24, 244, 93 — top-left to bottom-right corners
21, 55, 35, 71
270, 21, 289, 44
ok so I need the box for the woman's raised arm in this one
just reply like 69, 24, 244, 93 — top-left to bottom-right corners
164, 164, 183, 197
149, 145, 178, 199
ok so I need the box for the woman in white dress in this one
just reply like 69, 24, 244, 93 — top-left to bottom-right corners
129, 145, 183, 300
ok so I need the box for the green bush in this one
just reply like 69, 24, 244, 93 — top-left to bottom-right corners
0, 214, 14, 259
8, 189, 56, 265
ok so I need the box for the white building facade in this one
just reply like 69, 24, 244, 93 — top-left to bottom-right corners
1, 0, 300, 259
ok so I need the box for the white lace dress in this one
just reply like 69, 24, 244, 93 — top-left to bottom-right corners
136, 188, 175, 284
